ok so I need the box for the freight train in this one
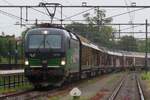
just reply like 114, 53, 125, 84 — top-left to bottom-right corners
24, 24, 150, 88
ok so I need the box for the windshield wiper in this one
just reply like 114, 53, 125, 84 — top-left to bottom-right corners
35, 40, 44, 53
45, 40, 51, 49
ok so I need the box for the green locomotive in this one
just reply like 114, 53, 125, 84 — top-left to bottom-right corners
24, 24, 108, 88
24, 25, 81, 87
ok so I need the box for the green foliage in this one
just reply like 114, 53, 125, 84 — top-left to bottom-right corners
141, 72, 150, 80
0, 36, 16, 57
65, 22, 88, 37
0, 83, 33, 94
65, 8, 150, 52
116, 36, 138, 51
0, 37, 9, 55
65, 8, 114, 48
0, 35, 24, 64
137, 39, 150, 53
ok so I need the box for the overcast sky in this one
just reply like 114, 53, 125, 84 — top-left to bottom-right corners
0, 0, 150, 38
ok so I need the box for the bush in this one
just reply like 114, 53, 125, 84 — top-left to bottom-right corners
141, 72, 150, 80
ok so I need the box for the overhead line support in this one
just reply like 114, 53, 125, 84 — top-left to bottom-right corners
145, 19, 148, 71
1, 5, 150, 8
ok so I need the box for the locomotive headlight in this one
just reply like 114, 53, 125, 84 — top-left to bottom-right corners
25, 60, 29, 65
43, 30, 48, 34
61, 60, 66, 65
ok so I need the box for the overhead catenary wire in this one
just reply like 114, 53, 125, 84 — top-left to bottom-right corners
0, 9, 26, 21
63, 7, 94, 20
39, 1, 95, 24
0, 0, 148, 23
119, 25, 140, 31
106, 8, 145, 20
0, 1, 149, 33
31, 7, 60, 20
0, 0, 71, 25
24, 7, 147, 23
0, 0, 26, 21
1, 0, 61, 20
123, 0, 132, 21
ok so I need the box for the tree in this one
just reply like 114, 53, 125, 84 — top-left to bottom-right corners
137, 39, 150, 53
0, 35, 16, 63
0, 36, 10, 56
65, 22, 88, 37
83, 9, 112, 26
117, 36, 138, 51
65, 8, 114, 48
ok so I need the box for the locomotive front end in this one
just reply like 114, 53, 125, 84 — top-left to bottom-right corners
24, 28, 68, 87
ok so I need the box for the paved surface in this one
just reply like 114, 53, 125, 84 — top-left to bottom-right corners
0, 69, 24, 75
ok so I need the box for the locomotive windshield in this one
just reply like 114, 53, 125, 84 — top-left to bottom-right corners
29, 34, 62, 49
45, 35, 61, 49
29, 34, 44, 49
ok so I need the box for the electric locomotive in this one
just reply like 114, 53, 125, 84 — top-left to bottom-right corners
24, 24, 80, 87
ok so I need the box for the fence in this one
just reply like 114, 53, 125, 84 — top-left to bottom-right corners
0, 64, 24, 70
0, 73, 29, 89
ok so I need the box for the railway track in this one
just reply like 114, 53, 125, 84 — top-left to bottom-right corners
108, 71, 145, 100
0, 89, 34, 100
0, 85, 70, 100
0, 73, 110, 100
0, 78, 86, 100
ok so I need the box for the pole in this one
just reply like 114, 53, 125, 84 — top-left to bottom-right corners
21, 39, 24, 65
15, 40, 18, 64
60, 6, 63, 26
119, 24, 121, 39
20, 7, 23, 27
8, 40, 11, 64
145, 19, 148, 71
26, 7, 28, 21
97, 7, 100, 32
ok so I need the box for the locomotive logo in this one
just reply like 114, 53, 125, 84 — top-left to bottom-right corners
30, 53, 36, 57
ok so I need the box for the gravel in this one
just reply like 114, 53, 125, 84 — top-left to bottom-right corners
140, 73, 150, 100
2, 72, 125, 100
114, 73, 140, 100
49, 72, 124, 100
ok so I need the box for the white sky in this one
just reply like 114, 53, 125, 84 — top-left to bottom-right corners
0, 0, 150, 38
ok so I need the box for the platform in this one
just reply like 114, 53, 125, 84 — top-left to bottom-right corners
0, 69, 24, 75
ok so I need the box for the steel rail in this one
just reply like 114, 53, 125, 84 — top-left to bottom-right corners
0, 89, 34, 99
109, 73, 145, 100
136, 75, 145, 100
108, 76, 126, 100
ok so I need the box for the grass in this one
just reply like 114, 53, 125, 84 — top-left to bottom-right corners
49, 96, 61, 100
106, 72, 123, 85
0, 57, 23, 64
0, 75, 26, 85
49, 96, 88, 100
141, 71, 150, 80
0, 75, 33, 94
0, 57, 9, 64
0, 83, 33, 94
48, 73, 123, 100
